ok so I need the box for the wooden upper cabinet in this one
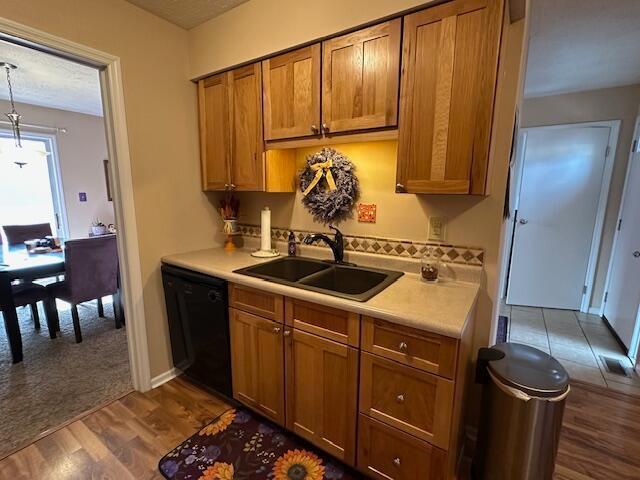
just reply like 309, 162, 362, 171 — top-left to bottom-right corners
397, 0, 504, 194
198, 73, 231, 191
230, 63, 264, 191
262, 44, 321, 141
322, 19, 401, 134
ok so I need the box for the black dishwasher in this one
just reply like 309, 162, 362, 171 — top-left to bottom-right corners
161, 264, 232, 398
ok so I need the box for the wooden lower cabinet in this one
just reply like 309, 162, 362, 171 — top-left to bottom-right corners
229, 307, 285, 425
359, 352, 454, 450
358, 414, 447, 480
285, 328, 358, 464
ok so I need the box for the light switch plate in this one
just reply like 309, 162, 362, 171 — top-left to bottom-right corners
429, 217, 446, 241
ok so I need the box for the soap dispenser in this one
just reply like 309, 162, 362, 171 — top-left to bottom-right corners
288, 231, 297, 256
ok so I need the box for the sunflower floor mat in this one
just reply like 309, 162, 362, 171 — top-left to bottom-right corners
158, 408, 365, 479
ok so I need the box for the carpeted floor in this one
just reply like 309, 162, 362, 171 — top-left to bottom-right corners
0, 297, 132, 459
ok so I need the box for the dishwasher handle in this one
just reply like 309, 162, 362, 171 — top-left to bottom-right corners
208, 289, 224, 303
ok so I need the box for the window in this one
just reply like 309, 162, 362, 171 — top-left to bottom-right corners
0, 130, 68, 240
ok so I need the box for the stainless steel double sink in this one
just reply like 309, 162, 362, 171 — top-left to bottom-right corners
234, 256, 404, 302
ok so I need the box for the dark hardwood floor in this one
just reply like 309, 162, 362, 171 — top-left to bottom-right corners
0, 377, 638, 479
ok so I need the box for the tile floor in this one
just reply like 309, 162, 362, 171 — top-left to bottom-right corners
500, 302, 640, 396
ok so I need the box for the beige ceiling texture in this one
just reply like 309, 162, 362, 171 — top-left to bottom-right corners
0, 40, 102, 116
125, 0, 250, 29
525, 0, 640, 98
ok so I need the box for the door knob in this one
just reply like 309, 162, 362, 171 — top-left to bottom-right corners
634, 251, 640, 258
519, 219, 528, 225
283, 329, 291, 336
273, 326, 281, 333
393, 457, 401, 467
395, 183, 406, 193
321, 123, 329, 134
398, 341, 408, 352
396, 394, 405, 404
311, 125, 319, 134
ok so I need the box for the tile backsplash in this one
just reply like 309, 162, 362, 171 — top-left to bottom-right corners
238, 223, 484, 266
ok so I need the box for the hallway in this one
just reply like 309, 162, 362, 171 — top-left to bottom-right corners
501, 304, 640, 395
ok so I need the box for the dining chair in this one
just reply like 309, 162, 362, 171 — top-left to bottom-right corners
0, 283, 55, 337
2, 223, 52, 244
45, 235, 121, 343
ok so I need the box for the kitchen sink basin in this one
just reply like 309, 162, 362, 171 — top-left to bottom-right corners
237, 256, 331, 282
234, 256, 403, 302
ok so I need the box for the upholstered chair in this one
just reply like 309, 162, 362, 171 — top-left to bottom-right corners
46, 235, 121, 343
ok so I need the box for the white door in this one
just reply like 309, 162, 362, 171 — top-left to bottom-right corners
507, 126, 611, 309
603, 120, 640, 353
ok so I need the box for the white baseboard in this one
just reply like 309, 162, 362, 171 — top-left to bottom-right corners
150, 367, 181, 389
588, 307, 602, 316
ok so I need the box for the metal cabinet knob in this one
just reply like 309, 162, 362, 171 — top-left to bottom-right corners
283, 329, 291, 336
396, 394, 405, 404
230, 183, 236, 190
321, 123, 329, 133
393, 457, 401, 467
273, 326, 281, 333
311, 125, 319, 134
398, 341, 408, 352
395, 183, 406, 193
519, 219, 528, 225
224, 183, 230, 190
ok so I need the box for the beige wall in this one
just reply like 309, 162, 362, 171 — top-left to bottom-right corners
521, 84, 640, 309
0, 100, 114, 238
0, 0, 220, 377
189, 0, 434, 78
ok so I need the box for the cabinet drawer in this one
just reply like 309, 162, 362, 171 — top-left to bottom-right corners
358, 414, 446, 480
229, 283, 284, 322
362, 316, 458, 379
284, 297, 359, 346
359, 352, 453, 449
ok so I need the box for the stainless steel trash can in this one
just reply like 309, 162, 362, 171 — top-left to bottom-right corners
472, 342, 570, 480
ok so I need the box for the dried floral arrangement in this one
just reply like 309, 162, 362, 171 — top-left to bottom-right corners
299, 147, 359, 224
219, 194, 240, 220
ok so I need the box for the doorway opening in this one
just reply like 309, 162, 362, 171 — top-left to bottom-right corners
0, 20, 148, 459
494, 0, 640, 394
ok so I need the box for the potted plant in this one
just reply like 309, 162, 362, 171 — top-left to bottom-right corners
91, 219, 107, 236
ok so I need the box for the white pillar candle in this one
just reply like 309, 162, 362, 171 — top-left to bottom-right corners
260, 207, 271, 252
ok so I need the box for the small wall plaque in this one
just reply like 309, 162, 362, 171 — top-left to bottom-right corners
357, 203, 377, 223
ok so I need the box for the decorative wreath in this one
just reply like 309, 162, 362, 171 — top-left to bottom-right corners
299, 147, 359, 224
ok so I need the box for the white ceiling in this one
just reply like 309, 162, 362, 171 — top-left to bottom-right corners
525, 0, 640, 98
125, 0, 249, 29
0, 40, 102, 116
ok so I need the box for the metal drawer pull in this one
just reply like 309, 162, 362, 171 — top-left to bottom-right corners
396, 394, 405, 404
398, 341, 408, 352
273, 326, 281, 333
393, 457, 401, 467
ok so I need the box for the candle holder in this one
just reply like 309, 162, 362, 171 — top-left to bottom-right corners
222, 219, 240, 251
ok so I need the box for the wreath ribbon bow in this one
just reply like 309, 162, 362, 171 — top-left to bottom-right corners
302, 159, 337, 196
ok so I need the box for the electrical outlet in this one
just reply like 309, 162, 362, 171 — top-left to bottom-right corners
429, 217, 446, 241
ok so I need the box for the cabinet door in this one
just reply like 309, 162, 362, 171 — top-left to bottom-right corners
322, 19, 401, 134
285, 328, 358, 464
397, 0, 503, 194
198, 73, 231, 191
230, 63, 264, 191
229, 307, 285, 425
262, 44, 321, 140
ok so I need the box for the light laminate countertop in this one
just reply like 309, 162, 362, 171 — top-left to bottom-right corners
162, 247, 479, 339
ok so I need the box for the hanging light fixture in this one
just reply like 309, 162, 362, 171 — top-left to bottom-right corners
1, 62, 22, 148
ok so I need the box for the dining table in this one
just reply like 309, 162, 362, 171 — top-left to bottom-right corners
0, 244, 65, 363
